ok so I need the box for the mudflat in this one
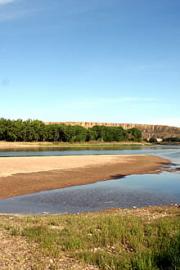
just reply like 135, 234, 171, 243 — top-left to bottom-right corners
0, 155, 169, 199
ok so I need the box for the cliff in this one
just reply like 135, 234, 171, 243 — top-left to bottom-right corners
45, 122, 180, 140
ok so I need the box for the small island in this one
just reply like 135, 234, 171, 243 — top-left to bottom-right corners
0, 154, 170, 199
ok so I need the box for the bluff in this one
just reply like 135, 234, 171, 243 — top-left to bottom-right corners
45, 122, 180, 140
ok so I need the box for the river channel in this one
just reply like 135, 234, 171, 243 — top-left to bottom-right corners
0, 145, 179, 214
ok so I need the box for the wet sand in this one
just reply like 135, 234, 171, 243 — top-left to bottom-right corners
0, 155, 170, 199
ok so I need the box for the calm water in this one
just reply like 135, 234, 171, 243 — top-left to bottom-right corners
0, 145, 179, 214
0, 145, 179, 160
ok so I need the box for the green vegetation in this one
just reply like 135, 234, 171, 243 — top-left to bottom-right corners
163, 137, 180, 143
1, 207, 180, 270
0, 118, 142, 143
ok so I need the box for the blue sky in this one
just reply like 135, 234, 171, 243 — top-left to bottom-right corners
0, 0, 180, 126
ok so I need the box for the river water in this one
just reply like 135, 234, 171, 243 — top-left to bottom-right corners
0, 145, 179, 214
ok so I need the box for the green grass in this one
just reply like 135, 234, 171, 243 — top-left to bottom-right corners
1, 207, 179, 270
0, 140, 151, 150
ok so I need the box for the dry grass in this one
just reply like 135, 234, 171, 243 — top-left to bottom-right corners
0, 141, 150, 149
0, 206, 179, 270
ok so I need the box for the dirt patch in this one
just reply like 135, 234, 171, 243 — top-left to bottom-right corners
0, 228, 98, 270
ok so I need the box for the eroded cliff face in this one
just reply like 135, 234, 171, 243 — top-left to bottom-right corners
46, 122, 180, 140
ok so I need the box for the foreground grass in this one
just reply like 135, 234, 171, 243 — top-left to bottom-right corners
0, 206, 179, 270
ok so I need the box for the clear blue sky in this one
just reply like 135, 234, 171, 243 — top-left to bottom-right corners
0, 0, 180, 126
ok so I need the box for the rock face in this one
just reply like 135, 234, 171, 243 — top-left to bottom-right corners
46, 122, 180, 140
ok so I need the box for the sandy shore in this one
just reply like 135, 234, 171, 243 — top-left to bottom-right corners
0, 155, 170, 199
0, 155, 128, 177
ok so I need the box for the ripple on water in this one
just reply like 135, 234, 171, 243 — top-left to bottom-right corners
0, 145, 180, 214
0, 172, 179, 214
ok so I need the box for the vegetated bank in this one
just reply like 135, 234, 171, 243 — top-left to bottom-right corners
0, 118, 142, 143
0, 206, 179, 270
47, 121, 180, 142
1, 118, 180, 145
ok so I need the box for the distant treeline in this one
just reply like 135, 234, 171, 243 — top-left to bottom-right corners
163, 137, 180, 143
0, 118, 142, 142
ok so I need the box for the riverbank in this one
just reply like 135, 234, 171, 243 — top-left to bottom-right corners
0, 141, 150, 149
0, 205, 179, 270
0, 155, 169, 199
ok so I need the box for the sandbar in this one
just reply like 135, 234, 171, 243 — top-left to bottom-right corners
0, 155, 170, 199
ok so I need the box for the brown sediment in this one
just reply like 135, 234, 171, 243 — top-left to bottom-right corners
0, 155, 170, 199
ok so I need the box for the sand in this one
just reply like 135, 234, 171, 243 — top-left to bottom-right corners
0, 155, 131, 177
0, 155, 170, 199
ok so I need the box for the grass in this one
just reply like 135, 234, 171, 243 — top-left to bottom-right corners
0, 206, 179, 270
0, 140, 151, 150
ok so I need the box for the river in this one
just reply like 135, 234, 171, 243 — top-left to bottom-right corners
0, 145, 179, 214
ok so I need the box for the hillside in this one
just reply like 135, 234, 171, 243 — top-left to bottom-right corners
46, 122, 180, 140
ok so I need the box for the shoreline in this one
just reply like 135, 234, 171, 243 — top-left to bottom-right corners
0, 141, 150, 149
0, 155, 170, 199
0, 204, 179, 217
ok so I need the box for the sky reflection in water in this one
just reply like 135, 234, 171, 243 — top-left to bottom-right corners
0, 145, 179, 214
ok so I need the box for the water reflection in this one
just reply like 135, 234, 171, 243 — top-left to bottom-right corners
0, 172, 179, 214
0, 145, 179, 214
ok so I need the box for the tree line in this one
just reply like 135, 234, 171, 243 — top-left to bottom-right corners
0, 118, 142, 142
163, 137, 180, 143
